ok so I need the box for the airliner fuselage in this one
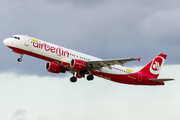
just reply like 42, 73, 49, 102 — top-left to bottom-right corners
3, 35, 174, 85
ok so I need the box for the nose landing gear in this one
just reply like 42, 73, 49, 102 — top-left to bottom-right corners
17, 54, 23, 62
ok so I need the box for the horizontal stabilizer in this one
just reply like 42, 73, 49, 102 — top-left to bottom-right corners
149, 78, 175, 82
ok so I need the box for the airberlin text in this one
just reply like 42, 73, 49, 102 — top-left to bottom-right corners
32, 41, 69, 57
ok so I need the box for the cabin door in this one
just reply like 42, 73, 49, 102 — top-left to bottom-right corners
24, 35, 29, 46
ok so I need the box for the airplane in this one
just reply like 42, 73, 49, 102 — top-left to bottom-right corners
3, 35, 174, 85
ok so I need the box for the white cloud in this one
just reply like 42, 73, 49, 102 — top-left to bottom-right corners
0, 65, 179, 120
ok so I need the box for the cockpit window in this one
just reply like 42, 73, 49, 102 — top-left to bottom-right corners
12, 36, 20, 40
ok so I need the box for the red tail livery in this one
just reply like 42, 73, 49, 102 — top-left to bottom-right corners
140, 53, 167, 79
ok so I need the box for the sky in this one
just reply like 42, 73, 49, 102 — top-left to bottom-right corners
0, 0, 180, 120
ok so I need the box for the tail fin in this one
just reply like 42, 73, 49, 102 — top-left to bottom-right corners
139, 53, 167, 79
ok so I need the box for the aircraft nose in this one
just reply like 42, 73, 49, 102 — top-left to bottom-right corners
3, 38, 10, 46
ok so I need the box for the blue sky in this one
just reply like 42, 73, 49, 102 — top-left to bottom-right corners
0, 0, 179, 120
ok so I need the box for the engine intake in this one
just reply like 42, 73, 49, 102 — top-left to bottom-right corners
46, 62, 66, 73
70, 59, 87, 70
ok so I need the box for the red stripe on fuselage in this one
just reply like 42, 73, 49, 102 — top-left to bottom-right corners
92, 71, 164, 85
8, 46, 58, 63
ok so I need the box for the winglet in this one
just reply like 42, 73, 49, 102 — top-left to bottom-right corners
137, 57, 141, 62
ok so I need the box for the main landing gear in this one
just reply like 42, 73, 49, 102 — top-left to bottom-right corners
87, 75, 94, 81
70, 76, 77, 82
70, 71, 94, 83
86, 70, 94, 81
17, 54, 23, 62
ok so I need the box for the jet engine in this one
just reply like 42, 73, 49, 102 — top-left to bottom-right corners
45, 62, 66, 73
70, 59, 87, 70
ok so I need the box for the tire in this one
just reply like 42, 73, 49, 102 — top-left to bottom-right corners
70, 77, 77, 82
17, 58, 22, 62
87, 75, 94, 81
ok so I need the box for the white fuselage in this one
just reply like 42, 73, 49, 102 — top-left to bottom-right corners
4, 35, 168, 85
4, 35, 132, 75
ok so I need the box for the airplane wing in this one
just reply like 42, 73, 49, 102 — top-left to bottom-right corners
86, 57, 141, 70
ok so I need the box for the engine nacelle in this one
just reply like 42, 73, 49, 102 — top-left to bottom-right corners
70, 59, 87, 70
45, 62, 66, 73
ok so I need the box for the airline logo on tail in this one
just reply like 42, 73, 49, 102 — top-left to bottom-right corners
150, 56, 165, 75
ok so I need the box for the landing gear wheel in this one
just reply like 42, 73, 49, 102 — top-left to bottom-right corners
70, 77, 77, 83
17, 58, 22, 62
17, 54, 23, 62
87, 75, 94, 81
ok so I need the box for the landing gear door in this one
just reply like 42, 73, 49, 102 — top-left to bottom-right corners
24, 35, 32, 52
24, 35, 29, 46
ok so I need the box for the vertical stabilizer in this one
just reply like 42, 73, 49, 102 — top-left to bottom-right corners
139, 53, 167, 79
